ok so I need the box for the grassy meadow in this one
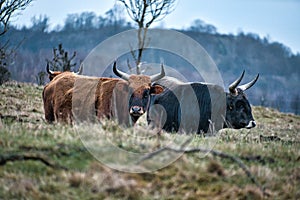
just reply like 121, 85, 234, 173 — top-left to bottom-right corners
0, 81, 299, 199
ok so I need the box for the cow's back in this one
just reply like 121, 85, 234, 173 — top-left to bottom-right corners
71, 76, 101, 122
148, 82, 226, 134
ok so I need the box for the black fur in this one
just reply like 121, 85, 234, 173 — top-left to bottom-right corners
148, 82, 255, 134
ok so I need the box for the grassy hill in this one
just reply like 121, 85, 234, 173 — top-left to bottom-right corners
0, 82, 299, 199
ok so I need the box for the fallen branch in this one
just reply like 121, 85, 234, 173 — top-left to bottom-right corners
240, 155, 275, 165
0, 153, 68, 170
259, 134, 300, 145
260, 134, 281, 142
18, 144, 88, 157
137, 145, 267, 196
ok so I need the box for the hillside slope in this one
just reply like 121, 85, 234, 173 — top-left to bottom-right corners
3, 24, 300, 114
0, 82, 299, 199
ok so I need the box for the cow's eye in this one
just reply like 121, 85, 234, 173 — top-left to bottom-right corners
143, 89, 150, 98
236, 101, 244, 109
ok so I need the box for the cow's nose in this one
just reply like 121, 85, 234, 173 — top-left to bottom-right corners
131, 106, 142, 114
245, 120, 256, 129
251, 120, 256, 127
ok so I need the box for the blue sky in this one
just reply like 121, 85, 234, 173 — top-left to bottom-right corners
12, 0, 300, 54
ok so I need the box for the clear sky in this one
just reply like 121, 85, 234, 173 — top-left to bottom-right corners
11, 0, 300, 54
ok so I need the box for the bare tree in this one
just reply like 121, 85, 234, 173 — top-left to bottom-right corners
0, 0, 33, 84
0, 40, 12, 84
0, 0, 34, 36
46, 43, 78, 72
118, 0, 176, 73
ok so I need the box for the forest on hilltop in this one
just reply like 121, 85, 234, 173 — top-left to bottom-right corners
1, 8, 299, 115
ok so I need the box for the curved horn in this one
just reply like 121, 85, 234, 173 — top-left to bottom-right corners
229, 70, 245, 93
113, 61, 130, 81
46, 63, 54, 75
150, 63, 165, 82
76, 63, 83, 75
238, 74, 259, 91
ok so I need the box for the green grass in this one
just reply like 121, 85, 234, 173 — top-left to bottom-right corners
0, 81, 299, 199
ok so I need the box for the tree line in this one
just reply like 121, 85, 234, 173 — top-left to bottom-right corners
1, 4, 299, 115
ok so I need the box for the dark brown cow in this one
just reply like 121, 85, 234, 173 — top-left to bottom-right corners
111, 62, 165, 123
42, 62, 165, 125
46, 63, 83, 81
42, 71, 79, 123
43, 63, 86, 123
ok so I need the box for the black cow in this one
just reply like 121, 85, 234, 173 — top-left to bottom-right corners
147, 71, 259, 134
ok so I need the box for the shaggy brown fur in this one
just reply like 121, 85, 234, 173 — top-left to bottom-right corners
42, 72, 78, 123
94, 75, 162, 125
43, 73, 163, 125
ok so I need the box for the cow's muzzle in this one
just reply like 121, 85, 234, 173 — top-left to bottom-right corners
130, 106, 144, 116
245, 120, 256, 129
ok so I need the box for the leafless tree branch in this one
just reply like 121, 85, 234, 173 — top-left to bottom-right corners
118, 0, 176, 70
46, 43, 78, 72
119, 0, 175, 28
0, 0, 34, 36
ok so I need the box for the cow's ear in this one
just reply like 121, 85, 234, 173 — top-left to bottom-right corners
150, 85, 164, 94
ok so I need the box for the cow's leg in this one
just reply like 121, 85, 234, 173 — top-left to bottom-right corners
44, 100, 55, 123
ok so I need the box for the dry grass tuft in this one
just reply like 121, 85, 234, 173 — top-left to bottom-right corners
68, 172, 86, 187
207, 159, 225, 176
